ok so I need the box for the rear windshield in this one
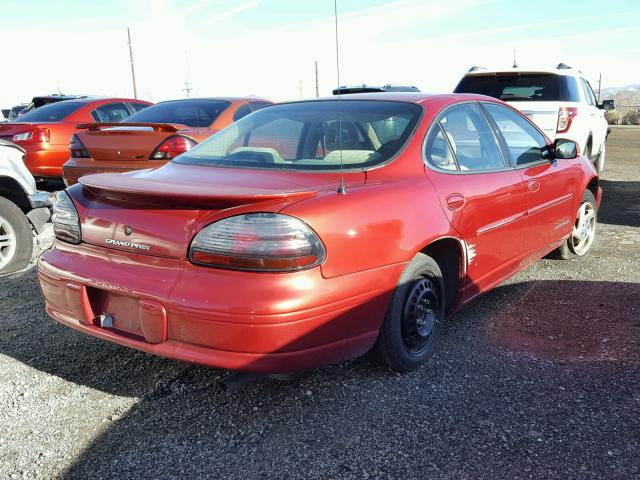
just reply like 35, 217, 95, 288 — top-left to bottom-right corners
126, 99, 231, 128
174, 100, 422, 171
455, 74, 580, 102
15, 101, 84, 122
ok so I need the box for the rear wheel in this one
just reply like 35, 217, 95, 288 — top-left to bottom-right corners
0, 197, 33, 275
376, 253, 445, 372
548, 190, 596, 260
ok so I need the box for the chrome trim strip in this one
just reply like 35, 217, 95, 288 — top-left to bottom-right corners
528, 193, 573, 216
477, 211, 527, 235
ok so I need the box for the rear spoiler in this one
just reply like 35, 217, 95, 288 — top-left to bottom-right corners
76, 122, 183, 132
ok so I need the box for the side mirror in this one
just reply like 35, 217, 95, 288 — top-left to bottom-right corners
554, 138, 578, 159
599, 99, 615, 111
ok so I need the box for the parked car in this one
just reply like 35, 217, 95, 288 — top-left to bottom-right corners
454, 64, 614, 173
333, 84, 420, 95
5, 104, 28, 122
62, 97, 272, 186
38, 93, 600, 375
0, 139, 52, 275
0, 97, 152, 181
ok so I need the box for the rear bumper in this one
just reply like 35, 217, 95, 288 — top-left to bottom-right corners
37, 242, 403, 373
22, 144, 67, 178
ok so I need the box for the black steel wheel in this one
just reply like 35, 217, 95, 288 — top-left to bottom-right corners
377, 253, 446, 372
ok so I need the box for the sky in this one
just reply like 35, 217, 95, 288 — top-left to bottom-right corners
1, 0, 639, 107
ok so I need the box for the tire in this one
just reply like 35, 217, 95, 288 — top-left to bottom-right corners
583, 141, 591, 162
0, 197, 33, 275
594, 143, 606, 175
548, 190, 596, 260
376, 253, 446, 372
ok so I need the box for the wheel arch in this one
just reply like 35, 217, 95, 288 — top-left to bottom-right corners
0, 176, 30, 212
419, 236, 465, 310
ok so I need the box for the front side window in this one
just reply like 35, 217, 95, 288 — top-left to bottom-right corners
174, 100, 421, 171
14, 101, 84, 122
483, 103, 547, 166
91, 102, 131, 122
437, 103, 504, 171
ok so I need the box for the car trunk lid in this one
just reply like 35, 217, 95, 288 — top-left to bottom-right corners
74, 162, 365, 259
74, 122, 202, 162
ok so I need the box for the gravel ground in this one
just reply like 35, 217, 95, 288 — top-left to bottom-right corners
1, 128, 638, 479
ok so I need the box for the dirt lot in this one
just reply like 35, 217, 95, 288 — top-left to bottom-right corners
1, 128, 638, 479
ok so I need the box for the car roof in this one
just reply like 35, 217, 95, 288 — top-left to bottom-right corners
154, 97, 271, 104
464, 66, 585, 77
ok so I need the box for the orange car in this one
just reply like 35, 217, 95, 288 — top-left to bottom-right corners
62, 97, 272, 186
0, 97, 152, 180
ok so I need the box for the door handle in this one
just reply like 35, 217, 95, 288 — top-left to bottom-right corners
446, 193, 465, 210
527, 179, 540, 192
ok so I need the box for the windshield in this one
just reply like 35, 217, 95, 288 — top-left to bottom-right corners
126, 99, 231, 128
174, 100, 421, 171
455, 74, 580, 102
15, 101, 84, 122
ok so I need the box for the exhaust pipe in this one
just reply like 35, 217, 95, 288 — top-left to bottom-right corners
218, 370, 308, 393
218, 372, 265, 393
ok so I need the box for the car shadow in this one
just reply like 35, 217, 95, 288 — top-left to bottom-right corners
1, 273, 638, 477
598, 179, 640, 228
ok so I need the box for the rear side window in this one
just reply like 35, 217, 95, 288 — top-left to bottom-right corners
14, 101, 84, 122
580, 79, 597, 106
233, 101, 273, 121
127, 100, 231, 128
455, 74, 581, 102
130, 102, 151, 113
483, 103, 546, 166
424, 127, 457, 170
91, 102, 131, 122
435, 103, 504, 172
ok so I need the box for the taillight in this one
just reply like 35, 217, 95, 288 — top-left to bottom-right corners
189, 213, 326, 272
13, 128, 50, 143
557, 107, 578, 133
52, 191, 82, 244
69, 134, 91, 158
150, 135, 197, 160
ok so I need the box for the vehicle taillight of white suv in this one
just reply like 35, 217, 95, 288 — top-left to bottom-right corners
454, 64, 614, 173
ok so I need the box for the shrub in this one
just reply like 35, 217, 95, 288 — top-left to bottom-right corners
621, 110, 639, 126
605, 110, 621, 125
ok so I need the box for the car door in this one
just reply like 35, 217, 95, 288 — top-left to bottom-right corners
424, 102, 527, 298
482, 102, 575, 259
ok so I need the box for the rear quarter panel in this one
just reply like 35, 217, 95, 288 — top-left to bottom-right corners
283, 178, 456, 279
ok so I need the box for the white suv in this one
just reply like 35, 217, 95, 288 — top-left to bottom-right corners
454, 64, 614, 173
0, 139, 52, 275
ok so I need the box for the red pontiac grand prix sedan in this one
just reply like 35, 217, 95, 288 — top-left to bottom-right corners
38, 93, 601, 374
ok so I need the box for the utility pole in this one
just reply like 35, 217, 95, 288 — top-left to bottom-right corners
298, 80, 303, 99
597, 73, 602, 103
315, 60, 319, 97
182, 81, 193, 98
127, 27, 138, 99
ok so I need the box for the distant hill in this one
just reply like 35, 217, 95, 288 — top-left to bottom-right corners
600, 85, 640, 125
600, 84, 640, 105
